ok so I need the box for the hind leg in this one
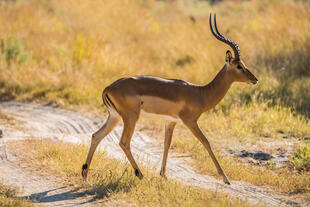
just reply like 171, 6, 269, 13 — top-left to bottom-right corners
82, 111, 119, 180
119, 113, 144, 179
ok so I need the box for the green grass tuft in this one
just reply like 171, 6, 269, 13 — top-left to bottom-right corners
291, 145, 310, 172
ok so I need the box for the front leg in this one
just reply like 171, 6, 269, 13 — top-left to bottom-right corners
182, 119, 230, 185
160, 121, 176, 179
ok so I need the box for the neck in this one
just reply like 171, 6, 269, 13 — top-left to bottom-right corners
200, 65, 233, 112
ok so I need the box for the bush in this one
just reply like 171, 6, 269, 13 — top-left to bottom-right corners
0, 37, 29, 67
290, 145, 310, 172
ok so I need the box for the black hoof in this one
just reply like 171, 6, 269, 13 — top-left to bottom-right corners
81, 164, 88, 179
134, 169, 143, 179
82, 163, 88, 170
135, 169, 139, 177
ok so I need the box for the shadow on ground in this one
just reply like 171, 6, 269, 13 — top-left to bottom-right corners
23, 186, 96, 205
23, 170, 134, 206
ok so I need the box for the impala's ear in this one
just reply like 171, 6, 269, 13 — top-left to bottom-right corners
225, 50, 233, 64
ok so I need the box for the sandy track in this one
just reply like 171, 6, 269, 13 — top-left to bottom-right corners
0, 158, 118, 207
0, 101, 305, 207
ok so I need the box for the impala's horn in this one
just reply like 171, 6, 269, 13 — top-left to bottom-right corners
209, 13, 241, 61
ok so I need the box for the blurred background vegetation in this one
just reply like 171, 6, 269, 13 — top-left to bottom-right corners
0, 0, 309, 138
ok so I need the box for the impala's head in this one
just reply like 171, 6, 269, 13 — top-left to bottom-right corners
209, 13, 258, 85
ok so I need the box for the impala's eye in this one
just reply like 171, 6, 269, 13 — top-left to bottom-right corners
237, 65, 243, 70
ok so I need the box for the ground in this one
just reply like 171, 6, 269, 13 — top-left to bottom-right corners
0, 101, 308, 206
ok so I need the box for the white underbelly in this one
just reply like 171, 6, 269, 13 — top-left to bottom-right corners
140, 110, 180, 122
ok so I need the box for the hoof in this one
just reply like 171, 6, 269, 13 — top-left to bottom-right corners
161, 175, 168, 180
81, 164, 88, 180
160, 171, 167, 180
135, 169, 143, 180
223, 176, 231, 185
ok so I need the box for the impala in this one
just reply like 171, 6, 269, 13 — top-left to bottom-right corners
82, 13, 258, 185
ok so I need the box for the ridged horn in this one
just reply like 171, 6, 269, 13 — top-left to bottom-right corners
209, 13, 241, 61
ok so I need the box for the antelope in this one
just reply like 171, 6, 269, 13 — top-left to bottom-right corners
82, 13, 258, 185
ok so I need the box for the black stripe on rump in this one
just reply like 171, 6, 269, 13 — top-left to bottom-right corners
106, 94, 117, 110
103, 95, 111, 108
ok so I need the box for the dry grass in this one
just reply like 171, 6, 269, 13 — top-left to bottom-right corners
0, 0, 308, 105
0, 183, 33, 207
10, 139, 254, 207
173, 143, 310, 194
202, 102, 309, 139
0, 0, 309, 137
0, 0, 309, 199
137, 105, 310, 194
167, 106, 310, 194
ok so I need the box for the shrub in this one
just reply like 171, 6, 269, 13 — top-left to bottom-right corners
290, 145, 310, 172
0, 37, 29, 67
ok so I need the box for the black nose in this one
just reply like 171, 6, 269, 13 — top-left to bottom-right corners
252, 80, 258, 85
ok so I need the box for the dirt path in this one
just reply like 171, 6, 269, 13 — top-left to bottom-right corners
0, 101, 306, 207
0, 157, 128, 207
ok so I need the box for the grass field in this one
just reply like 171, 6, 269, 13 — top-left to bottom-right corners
9, 139, 254, 207
0, 0, 309, 201
0, 183, 33, 207
0, 0, 309, 130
